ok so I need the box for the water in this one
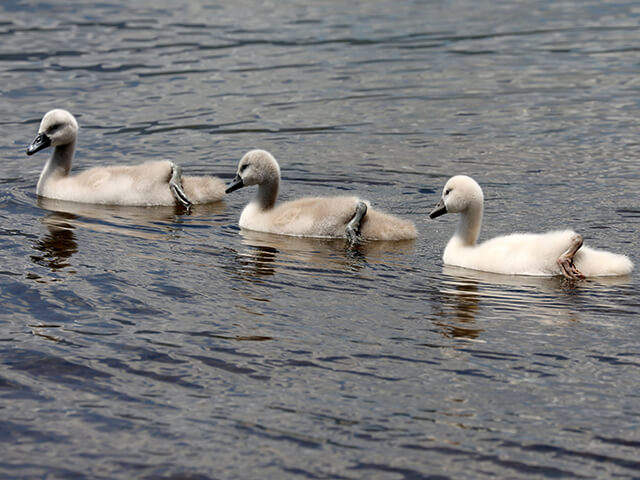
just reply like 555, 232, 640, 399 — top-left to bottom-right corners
1, 0, 639, 478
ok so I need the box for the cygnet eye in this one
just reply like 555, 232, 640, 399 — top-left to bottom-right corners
48, 123, 63, 133
444, 188, 451, 196
240, 163, 249, 173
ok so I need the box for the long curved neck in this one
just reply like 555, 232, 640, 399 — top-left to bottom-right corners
255, 177, 279, 210
37, 141, 75, 195
455, 203, 483, 246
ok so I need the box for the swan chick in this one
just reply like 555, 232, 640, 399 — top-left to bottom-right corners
430, 175, 633, 279
225, 149, 417, 243
26, 109, 225, 207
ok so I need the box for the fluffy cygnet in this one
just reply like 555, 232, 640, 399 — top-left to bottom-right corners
225, 149, 417, 242
430, 175, 633, 279
26, 109, 224, 207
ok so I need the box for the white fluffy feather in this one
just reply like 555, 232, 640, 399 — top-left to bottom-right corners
432, 175, 633, 277
27, 109, 224, 206
228, 150, 417, 241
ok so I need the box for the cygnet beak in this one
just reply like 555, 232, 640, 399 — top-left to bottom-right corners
26, 133, 51, 156
429, 198, 447, 219
225, 174, 245, 194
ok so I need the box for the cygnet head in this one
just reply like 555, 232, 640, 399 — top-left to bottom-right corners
430, 175, 484, 218
26, 109, 79, 155
226, 149, 281, 193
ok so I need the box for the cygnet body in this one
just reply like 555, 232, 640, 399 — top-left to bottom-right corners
225, 150, 417, 241
26, 109, 225, 206
430, 175, 633, 278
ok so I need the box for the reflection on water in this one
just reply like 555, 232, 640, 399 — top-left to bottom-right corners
31, 212, 78, 273
37, 196, 226, 235
31, 196, 230, 281
226, 228, 416, 283
234, 243, 278, 278
435, 265, 634, 335
434, 277, 483, 340
228, 228, 418, 288
238, 228, 415, 272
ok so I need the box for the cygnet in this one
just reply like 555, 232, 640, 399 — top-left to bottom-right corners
225, 149, 417, 243
26, 109, 225, 207
430, 175, 633, 278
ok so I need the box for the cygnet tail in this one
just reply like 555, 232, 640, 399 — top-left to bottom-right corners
182, 176, 226, 204
360, 208, 417, 241
576, 246, 634, 277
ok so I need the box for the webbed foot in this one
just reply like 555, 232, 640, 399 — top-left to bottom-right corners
557, 233, 586, 280
345, 200, 367, 245
169, 162, 192, 211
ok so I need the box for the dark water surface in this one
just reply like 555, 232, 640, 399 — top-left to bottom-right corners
1, 1, 640, 478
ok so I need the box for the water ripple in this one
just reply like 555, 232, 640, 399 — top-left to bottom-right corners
1, 1, 639, 479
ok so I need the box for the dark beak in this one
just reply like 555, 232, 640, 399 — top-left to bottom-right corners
225, 174, 245, 194
26, 133, 51, 155
429, 198, 447, 219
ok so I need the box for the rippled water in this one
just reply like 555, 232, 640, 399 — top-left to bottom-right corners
1, 1, 640, 478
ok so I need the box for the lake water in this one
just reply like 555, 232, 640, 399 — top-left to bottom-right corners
1, 1, 639, 478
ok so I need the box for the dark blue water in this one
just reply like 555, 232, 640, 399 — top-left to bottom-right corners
1, 1, 639, 478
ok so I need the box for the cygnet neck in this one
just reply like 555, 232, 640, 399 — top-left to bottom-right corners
255, 177, 279, 210
37, 140, 75, 194
455, 202, 483, 246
